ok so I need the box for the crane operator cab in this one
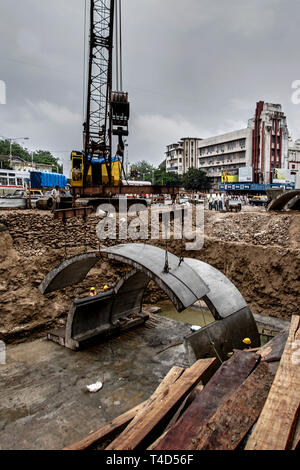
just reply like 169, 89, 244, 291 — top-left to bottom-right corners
71, 151, 121, 188
71, 151, 93, 187
71, 151, 84, 187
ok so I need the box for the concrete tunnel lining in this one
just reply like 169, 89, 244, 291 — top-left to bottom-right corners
64, 269, 151, 350
39, 243, 260, 353
267, 189, 300, 211
183, 257, 248, 319
39, 243, 210, 312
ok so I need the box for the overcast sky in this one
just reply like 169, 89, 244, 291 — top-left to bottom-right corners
0, 0, 299, 176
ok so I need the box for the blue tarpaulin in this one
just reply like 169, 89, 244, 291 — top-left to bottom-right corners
30, 171, 68, 189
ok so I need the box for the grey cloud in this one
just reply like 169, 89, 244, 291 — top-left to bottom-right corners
0, 0, 299, 174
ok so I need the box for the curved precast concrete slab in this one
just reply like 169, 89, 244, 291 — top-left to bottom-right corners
101, 243, 210, 312
184, 307, 261, 364
184, 258, 247, 319
183, 258, 260, 363
111, 269, 150, 323
39, 252, 101, 295
288, 195, 300, 210
64, 269, 150, 350
267, 190, 300, 211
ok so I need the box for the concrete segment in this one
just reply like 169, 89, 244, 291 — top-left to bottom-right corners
184, 307, 261, 364
102, 243, 210, 312
39, 252, 101, 294
184, 257, 247, 319
267, 190, 300, 211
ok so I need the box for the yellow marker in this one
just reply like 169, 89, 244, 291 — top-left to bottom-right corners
104, 285, 109, 291
243, 338, 251, 345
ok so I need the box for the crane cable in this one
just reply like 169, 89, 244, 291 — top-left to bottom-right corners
119, 0, 123, 91
115, 0, 119, 91
82, 0, 88, 122
115, 0, 123, 92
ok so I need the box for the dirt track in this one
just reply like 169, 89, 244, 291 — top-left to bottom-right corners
0, 207, 299, 344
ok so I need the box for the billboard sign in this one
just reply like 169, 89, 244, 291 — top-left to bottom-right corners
239, 166, 253, 183
221, 169, 239, 183
272, 168, 291, 184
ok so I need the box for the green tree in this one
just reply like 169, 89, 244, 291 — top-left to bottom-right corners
129, 160, 154, 182
182, 168, 210, 191
153, 168, 182, 187
32, 150, 63, 173
0, 139, 63, 173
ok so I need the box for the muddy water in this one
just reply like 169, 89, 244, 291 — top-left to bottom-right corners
156, 300, 271, 346
156, 300, 215, 327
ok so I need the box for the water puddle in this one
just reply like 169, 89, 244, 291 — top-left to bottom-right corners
155, 300, 215, 327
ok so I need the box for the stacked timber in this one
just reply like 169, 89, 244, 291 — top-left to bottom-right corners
65, 316, 300, 451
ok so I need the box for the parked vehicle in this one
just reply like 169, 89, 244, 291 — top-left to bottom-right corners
0, 170, 30, 196
249, 195, 268, 206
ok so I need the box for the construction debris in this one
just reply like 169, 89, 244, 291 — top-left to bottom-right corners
65, 316, 300, 451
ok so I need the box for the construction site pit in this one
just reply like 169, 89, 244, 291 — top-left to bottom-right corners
0, 206, 299, 450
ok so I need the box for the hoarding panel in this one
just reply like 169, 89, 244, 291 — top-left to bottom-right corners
272, 168, 291, 183
239, 166, 253, 182
221, 169, 239, 183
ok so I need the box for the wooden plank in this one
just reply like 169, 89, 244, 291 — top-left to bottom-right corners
259, 327, 289, 363
292, 415, 300, 450
53, 206, 94, 220
64, 402, 144, 451
245, 315, 300, 450
64, 365, 184, 450
148, 385, 204, 451
105, 358, 217, 450
188, 362, 274, 450
153, 350, 260, 450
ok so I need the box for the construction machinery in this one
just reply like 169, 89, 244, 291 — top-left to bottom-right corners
61, 0, 179, 219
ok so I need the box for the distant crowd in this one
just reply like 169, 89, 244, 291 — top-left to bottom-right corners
207, 193, 249, 211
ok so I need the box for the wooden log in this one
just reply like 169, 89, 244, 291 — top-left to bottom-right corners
245, 315, 300, 450
105, 358, 217, 450
64, 365, 184, 450
188, 362, 274, 450
153, 350, 260, 450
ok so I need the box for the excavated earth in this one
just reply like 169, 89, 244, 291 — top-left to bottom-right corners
0, 207, 299, 345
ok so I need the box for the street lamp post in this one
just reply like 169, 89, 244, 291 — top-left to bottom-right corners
6, 137, 30, 166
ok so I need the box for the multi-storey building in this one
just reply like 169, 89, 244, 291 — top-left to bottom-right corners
197, 128, 251, 187
288, 138, 300, 183
165, 101, 298, 190
165, 137, 202, 175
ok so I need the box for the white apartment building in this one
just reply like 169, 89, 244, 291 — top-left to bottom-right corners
165, 101, 298, 189
288, 138, 300, 182
165, 137, 202, 175
198, 128, 251, 187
